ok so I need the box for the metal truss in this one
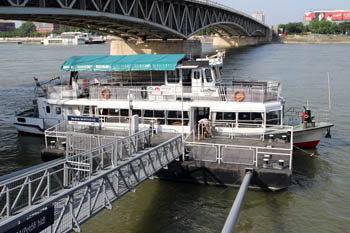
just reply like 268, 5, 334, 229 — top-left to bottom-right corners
0, 0, 269, 40
0, 134, 182, 232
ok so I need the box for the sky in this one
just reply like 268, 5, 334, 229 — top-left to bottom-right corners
216, 0, 350, 25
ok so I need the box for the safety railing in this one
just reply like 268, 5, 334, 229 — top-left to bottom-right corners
197, 121, 266, 140
284, 107, 331, 126
0, 160, 66, 219
186, 125, 293, 169
0, 128, 153, 221
45, 82, 281, 103
0, 135, 182, 233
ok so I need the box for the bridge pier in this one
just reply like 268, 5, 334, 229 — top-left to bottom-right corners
110, 39, 202, 58
212, 36, 270, 49
110, 36, 271, 57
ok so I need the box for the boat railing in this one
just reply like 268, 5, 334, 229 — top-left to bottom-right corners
185, 126, 293, 170
284, 107, 331, 126
45, 82, 280, 103
99, 114, 162, 128
196, 121, 267, 141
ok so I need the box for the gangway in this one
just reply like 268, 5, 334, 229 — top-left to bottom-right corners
0, 130, 182, 233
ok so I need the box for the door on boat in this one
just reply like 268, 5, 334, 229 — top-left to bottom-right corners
191, 107, 210, 132
191, 69, 203, 95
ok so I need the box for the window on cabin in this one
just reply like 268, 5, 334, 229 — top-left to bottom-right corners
119, 109, 129, 123
183, 69, 192, 86
144, 110, 165, 124
215, 112, 236, 122
193, 71, 201, 80
266, 110, 281, 126
132, 109, 142, 117
238, 112, 264, 127
167, 71, 180, 83
205, 69, 213, 82
17, 117, 26, 123
46, 106, 51, 114
55, 107, 61, 115
215, 67, 222, 81
167, 111, 189, 126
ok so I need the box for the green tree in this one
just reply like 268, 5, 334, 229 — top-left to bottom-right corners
17, 21, 36, 36
278, 24, 286, 33
284, 22, 305, 34
339, 22, 350, 34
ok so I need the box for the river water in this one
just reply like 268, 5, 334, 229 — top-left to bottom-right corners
0, 43, 349, 233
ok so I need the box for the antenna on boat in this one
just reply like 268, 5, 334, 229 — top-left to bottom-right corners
327, 72, 332, 113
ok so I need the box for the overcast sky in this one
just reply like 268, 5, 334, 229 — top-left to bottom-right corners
216, 0, 349, 25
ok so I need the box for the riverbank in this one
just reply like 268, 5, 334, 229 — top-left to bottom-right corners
281, 34, 350, 44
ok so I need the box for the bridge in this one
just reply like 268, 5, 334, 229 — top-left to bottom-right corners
0, 0, 269, 40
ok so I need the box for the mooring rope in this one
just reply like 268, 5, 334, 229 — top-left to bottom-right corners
294, 145, 347, 170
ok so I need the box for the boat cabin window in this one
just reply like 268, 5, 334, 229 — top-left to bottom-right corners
215, 112, 236, 122
266, 110, 281, 126
215, 67, 222, 81
132, 109, 142, 117
167, 70, 182, 84
17, 117, 26, 123
144, 110, 165, 124
205, 69, 213, 83
55, 107, 61, 115
46, 106, 51, 114
183, 69, 192, 86
120, 109, 129, 117
167, 111, 189, 125
238, 112, 263, 125
193, 71, 201, 80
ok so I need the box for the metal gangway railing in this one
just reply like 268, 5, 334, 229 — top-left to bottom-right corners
0, 131, 182, 233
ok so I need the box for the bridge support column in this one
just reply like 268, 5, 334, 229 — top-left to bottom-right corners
110, 39, 202, 57
212, 36, 269, 49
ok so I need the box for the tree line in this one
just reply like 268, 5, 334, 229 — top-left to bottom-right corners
0, 21, 99, 37
279, 21, 350, 35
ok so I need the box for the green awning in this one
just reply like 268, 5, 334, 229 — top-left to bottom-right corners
61, 54, 186, 72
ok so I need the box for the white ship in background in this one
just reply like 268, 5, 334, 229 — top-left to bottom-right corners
42, 32, 106, 45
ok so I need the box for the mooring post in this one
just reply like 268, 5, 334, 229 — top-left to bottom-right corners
221, 170, 253, 233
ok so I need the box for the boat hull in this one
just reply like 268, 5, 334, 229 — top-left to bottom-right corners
292, 122, 333, 148
13, 114, 45, 136
14, 123, 44, 136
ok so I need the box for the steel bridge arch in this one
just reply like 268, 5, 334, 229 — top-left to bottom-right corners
0, 0, 269, 40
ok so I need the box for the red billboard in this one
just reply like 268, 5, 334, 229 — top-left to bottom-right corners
304, 11, 350, 22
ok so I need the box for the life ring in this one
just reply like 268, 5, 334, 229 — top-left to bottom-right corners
302, 112, 309, 121
233, 90, 245, 102
141, 86, 148, 99
101, 88, 111, 99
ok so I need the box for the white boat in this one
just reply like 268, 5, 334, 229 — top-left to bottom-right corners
12, 53, 333, 148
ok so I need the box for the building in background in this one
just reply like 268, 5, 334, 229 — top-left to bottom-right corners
33, 22, 60, 33
0, 20, 16, 32
304, 10, 350, 22
252, 12, 265, 23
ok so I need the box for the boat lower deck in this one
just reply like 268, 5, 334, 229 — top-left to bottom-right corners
157, 131, 294, 190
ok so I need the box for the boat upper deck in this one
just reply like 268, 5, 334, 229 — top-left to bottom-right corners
45, 81, 281, 104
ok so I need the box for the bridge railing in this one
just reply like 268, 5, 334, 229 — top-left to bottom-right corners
185, 0, 269, 27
